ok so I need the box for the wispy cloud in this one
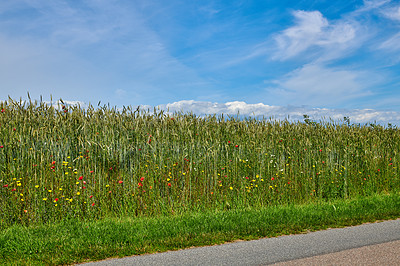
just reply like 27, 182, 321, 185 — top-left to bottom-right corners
379, 32, 400, 51
0, 0, 211, 106
273, 10, 356, 61
264, 64, 376, 108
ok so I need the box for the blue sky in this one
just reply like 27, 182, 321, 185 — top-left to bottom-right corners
1, 0, 400, 124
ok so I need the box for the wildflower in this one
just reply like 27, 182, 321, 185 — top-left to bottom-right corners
3, 184, 8, 188
118, 180, 123, 184
92, 203, 95, 206
90, 170, 94, 173
167, 183, 171, 187
138, 182, 143, 187
235, 145, 239, 148
229, 187, 233, 190
83, 181, 86, 184
140, 177, 145, 182
35, 185, 39, 188
52, 161, 56, 165
0, 146, 3, 148
89, 195, 93, 198
106, 184, 109, 187
79, 176, 83, 180
82, 186, 86, 189
77, 192, 80, 195
24, 210, 27, 213
271, 177, 275, 180
43, 198, 47, 201
54, 198, 59, 202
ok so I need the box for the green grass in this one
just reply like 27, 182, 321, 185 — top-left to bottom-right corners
0, 98, 399, 264
1, 192, 399, 265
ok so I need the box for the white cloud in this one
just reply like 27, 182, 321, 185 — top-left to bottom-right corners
157, 100, 399, 125
2, 98, 397, 125
273, 10, 356, 60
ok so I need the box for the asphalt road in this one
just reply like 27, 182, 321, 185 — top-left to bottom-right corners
81, 219, 400, 265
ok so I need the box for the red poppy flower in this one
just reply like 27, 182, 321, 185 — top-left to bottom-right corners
140, 177, 145, 181
54, 198, 59, 202
118, 180, 123, 184
0, 109, 4, 113
90, 195, 93, 198
235, 145, 239, 147
0, 146, 3, 148
271, 177, 275, 181
3, 184, 8, 187
138, 182, 143, 187
79, 176, 83, 180
92, 203, 95, 206
167, 183, 171, 187
52, 161, 56, 165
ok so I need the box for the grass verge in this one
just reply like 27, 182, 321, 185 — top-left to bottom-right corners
1, 192, 400, 265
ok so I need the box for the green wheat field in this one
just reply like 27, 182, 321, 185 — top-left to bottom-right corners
1, 98, 399, 229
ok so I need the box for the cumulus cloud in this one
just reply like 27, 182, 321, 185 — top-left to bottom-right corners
273, 10, 356, 60
157, 100, 400, 126
2, 98, 397, 125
